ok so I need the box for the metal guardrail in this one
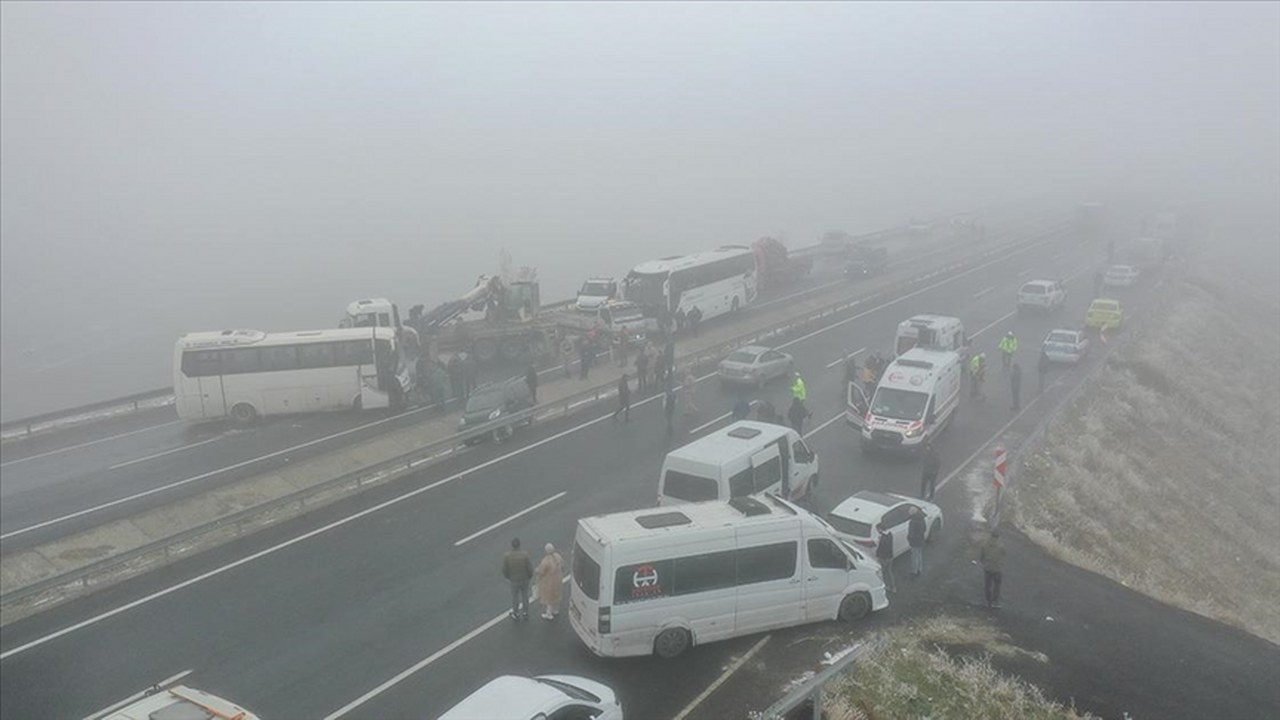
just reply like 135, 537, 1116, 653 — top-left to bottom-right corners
757, 635, 884, 720
0, 216, 1066, 616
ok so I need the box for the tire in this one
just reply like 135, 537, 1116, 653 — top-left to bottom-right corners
839, 592, 872, 622
654, 627, 691, 659
229, 403, 257, 425
928, 519, 941, 543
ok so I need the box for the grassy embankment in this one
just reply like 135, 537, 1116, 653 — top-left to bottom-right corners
823, 614, 1097, 720
1009, 241, 1280, 645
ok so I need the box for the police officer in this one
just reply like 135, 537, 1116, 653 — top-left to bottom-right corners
998, 331, 1018, 373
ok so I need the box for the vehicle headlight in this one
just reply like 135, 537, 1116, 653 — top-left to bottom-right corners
904, 423, 923, 438
488, 407, 502, 420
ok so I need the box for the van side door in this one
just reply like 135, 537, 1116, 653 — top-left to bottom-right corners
846, 382, 869, 430
790, 437, 818, 500
803, 530, 853, 621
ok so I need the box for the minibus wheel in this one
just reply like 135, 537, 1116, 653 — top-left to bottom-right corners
839, 592, 871, 622
230, 403, 257, 425
654, 627, 691, 658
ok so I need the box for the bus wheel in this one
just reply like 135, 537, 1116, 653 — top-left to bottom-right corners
654, 627, 691, 659
839, 592, 872, 622
230, 403, 258, 425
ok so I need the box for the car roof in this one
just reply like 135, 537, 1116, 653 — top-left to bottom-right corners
1021, 279, 1057, 287
1046, 328, 1081, 337
729, 345, 774, 357
440, 676, 564, 719
1090, 298, 1121, 306
1107, 264, 1136, 272
830, 490, 908, 519
97, 686, 258, 720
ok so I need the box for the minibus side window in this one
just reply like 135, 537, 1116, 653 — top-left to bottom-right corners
673, 551, 737, 595
572, 543, 601, 601
736, 542, 797, 585
807, 538, 849, 570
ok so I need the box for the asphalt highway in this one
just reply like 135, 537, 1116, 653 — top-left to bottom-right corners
0, 228, 1127, 719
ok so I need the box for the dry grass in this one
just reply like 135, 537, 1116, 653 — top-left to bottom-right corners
825, 615, 1095, 720
1010, 250, 1280, 645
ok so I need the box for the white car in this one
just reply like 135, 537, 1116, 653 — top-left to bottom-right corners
576, 278, 618, 312
717, 345, 794, 388
1016, 279, 1066, 313
86, 683, 259, 720
1042, 328, 1091, 364
439, 674, 624, 720
1103, 264, 1140, 287
824, 490, 943, 557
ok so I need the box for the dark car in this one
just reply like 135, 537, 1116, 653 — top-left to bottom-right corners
459, 377, 534, 444
845, 246, 889, 279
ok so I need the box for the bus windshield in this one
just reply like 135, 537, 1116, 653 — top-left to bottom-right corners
623, 271, 667, 308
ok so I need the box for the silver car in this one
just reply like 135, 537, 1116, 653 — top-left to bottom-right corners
1042, 328, 1091, 363
717, 345, 794, 388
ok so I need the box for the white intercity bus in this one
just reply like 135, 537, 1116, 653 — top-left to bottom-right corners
173, 327, 413, 423
622, 246, 757, 326
568, 494, 886, 659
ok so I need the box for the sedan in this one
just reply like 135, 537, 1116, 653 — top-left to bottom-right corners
718, 345, 794, 388
439, 674, 624, 720
1104, 264, 1140, 287
825, 490, 943, 558
1041, 328, 1091, 363
1085, 298, 1124, 330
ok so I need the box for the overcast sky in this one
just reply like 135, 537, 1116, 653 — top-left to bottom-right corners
1, 1, 1277, 417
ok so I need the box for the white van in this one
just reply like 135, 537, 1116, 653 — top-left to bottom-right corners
894, 314, 968, 357
567, 494, 887, 659
847, 348, 962, 454
657, 421, 819, 506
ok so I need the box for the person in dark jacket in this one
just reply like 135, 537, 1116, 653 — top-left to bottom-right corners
663, 340, 676, 380
687, 306, 703, 336
502, 537, 534, 620
1037, 349, 1051, 395
663, 385, 678, 437
732, 393, 751, 420
919, 443, 940, 501
578, 337, 592, 380
876, 523, 896, 593
907, 507, 927, 576
787, 397, 811, 435
1010, 362, 1023, 411
447, 354, 465, 401
980, 529, 1005, 608
525, 364, 539, 404
612, 373, 631, 424
756, 399, 778, 425
635, 343, 650, 393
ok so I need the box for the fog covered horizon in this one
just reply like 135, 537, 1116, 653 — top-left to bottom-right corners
2, 1, 1277, 420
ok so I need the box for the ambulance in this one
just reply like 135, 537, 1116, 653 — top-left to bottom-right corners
847, 348, 962, 454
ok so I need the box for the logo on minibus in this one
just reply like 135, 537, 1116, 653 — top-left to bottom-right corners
633, 564, 660, 589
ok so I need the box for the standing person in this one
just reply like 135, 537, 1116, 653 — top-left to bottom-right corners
756, 399, 778, 424
447, 354, 464, 402
560, 337, 574, 380
534, 543, 566, 620
688, 306, 702, 336
1010, 362, 1023, 411
461, 352, 478, 398
876, 523, 896, 593
612, 373, 632, 424
998, 331, 1018, 373
787, 396, 811, 435
1037, 349, 1051, 395
681, 369, 699, 422
862, 359, 878, 397
663, 340, 676, 382
578, 337, 591, 380
790, 371, 807, 403
969, 352, 987, 400
907, 507, 927, 577
732, 393, 751, 420
920, 443, 940, 501
525, 364, 539, 404
635, 344, 650, 394
502, 538, 534, 621
979, 529, 1005, 608
663, 384, 678, 437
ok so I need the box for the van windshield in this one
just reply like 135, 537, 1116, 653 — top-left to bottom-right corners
870, 387, 929, 421
580, 281, 612, 296
572, 541, 601, 601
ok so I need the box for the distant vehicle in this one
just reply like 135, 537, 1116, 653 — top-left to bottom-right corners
658, 421, 819, 505
717, 345, 794, 388
340, 297, 400, 329
825, 490, 943, 555
438, 674, 623, 720
85, 674, 260, 720
1042, 328, 1091, 364
752, 237, 813, 289
1017, 279, 1067, 314
845, 246, 889, 280
622, 246, 758, 326
174, 327, 412, 424
894, 314, 968, 357
567, 494, 887, 659
576, 277, 619, 312
1085, 299, 1124, 330
1104, 264, 1140, 288
458, 377, 535, 444
847, 348, 963, 455
597, 300, 658, 340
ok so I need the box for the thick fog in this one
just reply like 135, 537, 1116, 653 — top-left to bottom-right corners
2, 2, 1277, 420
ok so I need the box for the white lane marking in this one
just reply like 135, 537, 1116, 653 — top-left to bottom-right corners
972, 285, 996, 299
453, 492, 566, 546
0, 403, 439, 540
774, 237, 1051, 353
0, 421, 183, 469
937, 390, 1044, 493
107, 437, 221, 470
322, 575, 573, 719
0, 241, 1062, 658
825, 347, 865, 368
671, 635, 771, 720
969, 310, 1016, 340
803, 412, 845, 440
1017, 268, 1033, 278
83, 669, 194, 720
1049, 252, 1062, 261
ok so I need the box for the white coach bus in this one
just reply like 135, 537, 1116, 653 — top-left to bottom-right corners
622, 246, 757, 326
174, 327, 412, 423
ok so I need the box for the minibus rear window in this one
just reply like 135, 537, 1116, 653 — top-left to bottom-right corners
573, 542, 601, 601
663, 471, 718, 502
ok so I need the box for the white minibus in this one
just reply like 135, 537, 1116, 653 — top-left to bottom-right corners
894, 314, 967, 357
568, 494, 887, 658
847, 348, 961, 454
657, 421, 818, 505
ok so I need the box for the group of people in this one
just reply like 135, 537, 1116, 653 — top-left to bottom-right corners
502, 537, 567, 621
969, 330, 1054, 411
413, 351, 478, 407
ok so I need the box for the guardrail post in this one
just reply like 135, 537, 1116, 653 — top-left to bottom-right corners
810, 687, 823, 720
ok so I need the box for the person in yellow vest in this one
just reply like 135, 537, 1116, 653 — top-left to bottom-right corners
791, 372, 807, 403
969, 352, 987, 400
997, 331, 1018, 372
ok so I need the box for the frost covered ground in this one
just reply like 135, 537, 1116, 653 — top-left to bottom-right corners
1008, 243, 1280, 645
